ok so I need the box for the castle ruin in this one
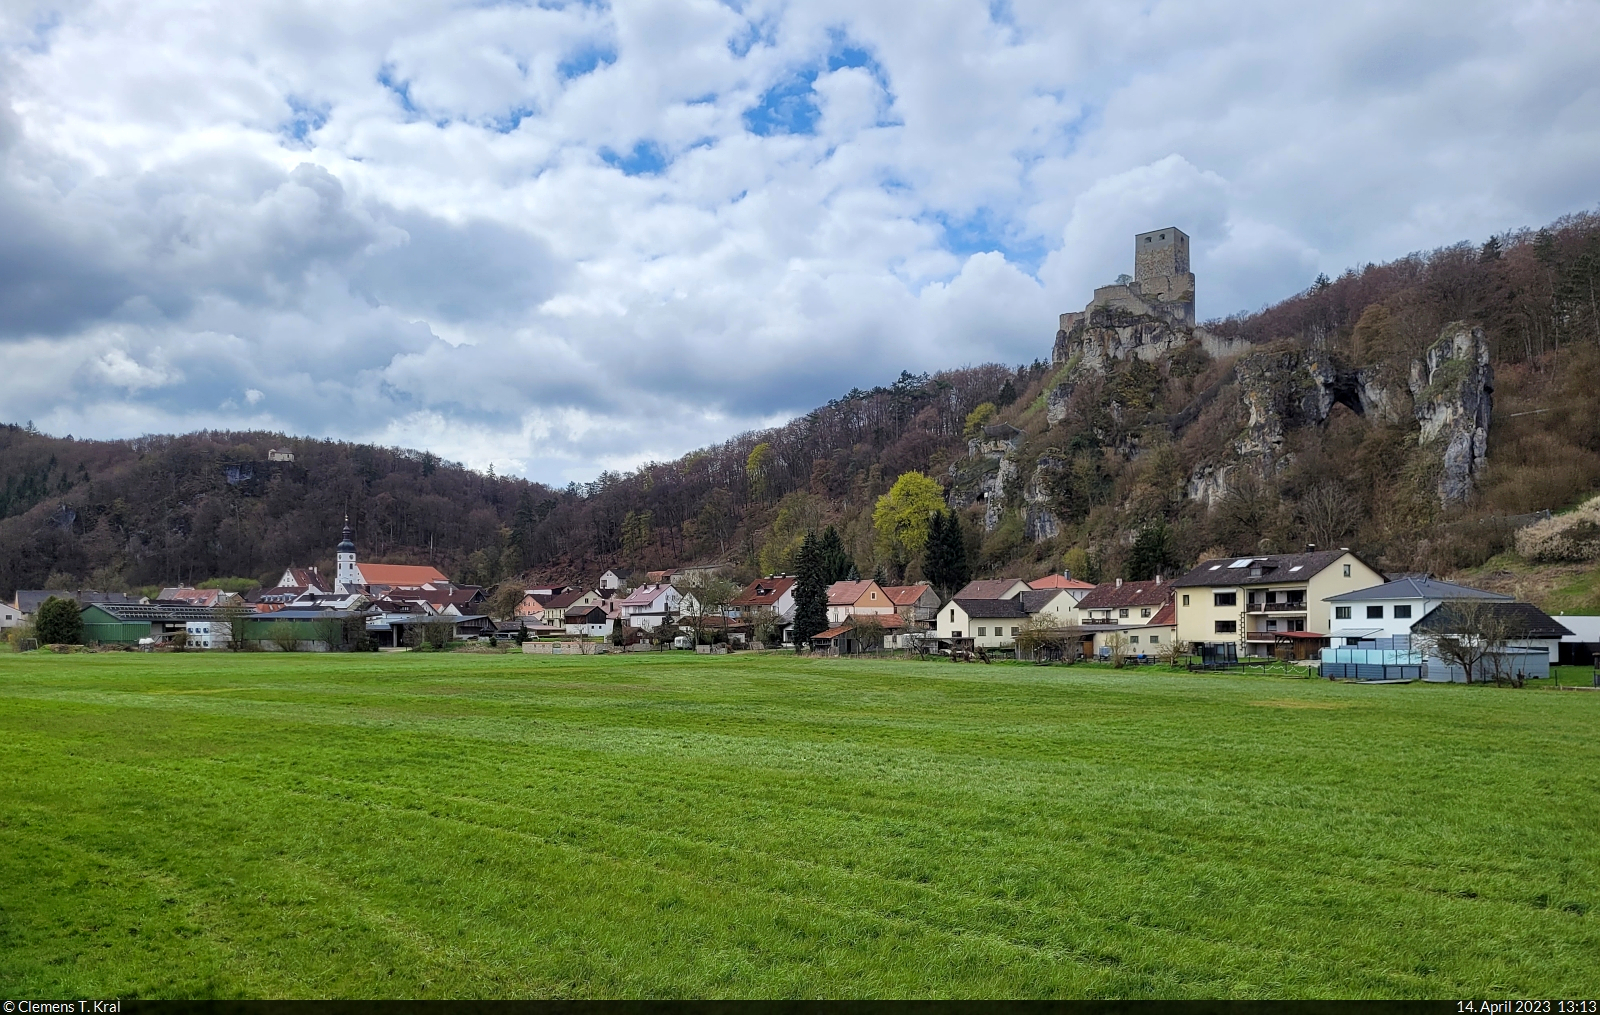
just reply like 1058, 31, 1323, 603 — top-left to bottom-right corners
1057, 227, 1195, 337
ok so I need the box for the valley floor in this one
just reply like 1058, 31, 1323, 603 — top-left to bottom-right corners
1, 652, 1595, 998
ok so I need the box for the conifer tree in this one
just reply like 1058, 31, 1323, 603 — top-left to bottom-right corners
791, 531, 829, 649
818, 525, 855, 583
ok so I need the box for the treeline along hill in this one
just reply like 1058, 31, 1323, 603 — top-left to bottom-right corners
3, 210, 1599, 603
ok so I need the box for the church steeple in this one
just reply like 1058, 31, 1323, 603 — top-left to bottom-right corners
335, 515, 360, 591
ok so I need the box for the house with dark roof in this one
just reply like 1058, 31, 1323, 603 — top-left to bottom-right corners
1410, 600, 1573, 666
1324, 577, 1512, 645
940, 597, 1028, 649
1171, 549, 1384, 656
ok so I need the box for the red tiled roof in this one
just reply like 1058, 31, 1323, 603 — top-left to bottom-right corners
826, 580, 882, 606
1028, 575, 1096, 590
356, 563, 449, 587
1077, 580, 1173, 611
539, 589, 591, 610
881, 584, 935, 606
813, 625, 853, 640
1149, 602, 1177, 626
731, 576, 795, 607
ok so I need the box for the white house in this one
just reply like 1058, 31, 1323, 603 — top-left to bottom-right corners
599, 569, 634, 591
0, 601, 21, 628
1324, 578, 1511, 645
942, 598, 1027, 648
618, 583, 682, 630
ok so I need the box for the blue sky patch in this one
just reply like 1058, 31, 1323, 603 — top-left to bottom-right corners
930, 207, 1048, 274
284, 97, 329, 143
377, 65, 419, 117
601, 140, 668, 176
559, 41, 617, 80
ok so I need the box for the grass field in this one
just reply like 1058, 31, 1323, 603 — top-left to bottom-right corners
1, 652, 1596, 999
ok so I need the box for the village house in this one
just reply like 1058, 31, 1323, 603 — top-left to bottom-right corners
825, 580, 896, 625
618, 583, 682, 630
564, 603, 614, 638
882, 583, 940, 625
156, 587, 241, 608
1076, 577, 1171, 625
1323, 577, 1510, 645
941, 598, 1027, 649
1171, 549, 1385, 657
598, 569, 634, 591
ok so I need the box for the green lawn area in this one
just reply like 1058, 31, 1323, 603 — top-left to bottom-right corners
1, 653, 1596, 999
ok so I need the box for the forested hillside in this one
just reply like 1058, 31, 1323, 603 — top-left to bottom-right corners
4, 210, 1598, 604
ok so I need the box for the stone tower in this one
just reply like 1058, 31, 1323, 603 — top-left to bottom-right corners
335, 516, 359, 591
1135, 227, 1189, 280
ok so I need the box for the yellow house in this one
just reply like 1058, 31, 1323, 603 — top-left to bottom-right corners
1170, 549, 1384, 657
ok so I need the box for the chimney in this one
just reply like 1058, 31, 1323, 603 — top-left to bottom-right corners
1306, 543, 1316, 552
1155, 574, 1162, 584
1062, 569, 1072, 580
1115, 578, 1123, 588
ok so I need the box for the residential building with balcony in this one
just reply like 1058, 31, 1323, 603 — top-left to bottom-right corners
1171, 549, 1384, 657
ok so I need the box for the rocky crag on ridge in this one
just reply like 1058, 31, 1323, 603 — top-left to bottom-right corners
955, 226, 1494, 546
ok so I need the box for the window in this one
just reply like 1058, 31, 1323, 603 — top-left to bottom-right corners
952, 630, 962, 638
1343, 564, 1352, 577
1118, 608, 1129, 618
1011, 627, 1020, 636
1130, 636, 1140, 645
1215, 620, 1237, 634
977, 627, 986, 637
950, 609, 955, 621
1347, 637, 1362, 646
1266, 620, 1277, 631
1366, 605, 1384, 619
1214, 592, 1237, 607
1335, 606, 1351, 619
1182, 595, 1190, 607
1394, 605, 1412, 619
1149, 635, 1160, 644
870, 591, 876, 600
1141, 608, 1151, 618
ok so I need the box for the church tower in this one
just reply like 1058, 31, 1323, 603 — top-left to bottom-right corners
336, 516, 360, 591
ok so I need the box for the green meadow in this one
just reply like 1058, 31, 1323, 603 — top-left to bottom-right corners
1, 651, 1596, 999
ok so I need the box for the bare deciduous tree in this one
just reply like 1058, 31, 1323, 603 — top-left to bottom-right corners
1297, 481, 1361, 549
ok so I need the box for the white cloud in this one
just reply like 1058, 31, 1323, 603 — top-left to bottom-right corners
1, 0, 1597, 482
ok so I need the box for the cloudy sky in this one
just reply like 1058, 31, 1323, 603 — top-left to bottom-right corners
1, 0, 1596, 482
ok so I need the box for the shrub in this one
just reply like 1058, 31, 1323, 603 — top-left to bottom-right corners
1515, 495, 1600, 563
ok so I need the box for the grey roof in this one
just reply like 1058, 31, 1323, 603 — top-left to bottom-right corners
953, 597, 1027, 619
1018, 589, 1072, 613
1170, 550, 1353, 588
1411, 602, 1573, 639
84, 602, 233, 622
17, 590, 141, 613
1326, 578, 1512, 603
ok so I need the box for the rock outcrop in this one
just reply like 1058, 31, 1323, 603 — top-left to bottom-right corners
1409, 323, 1492, 505
1179, 322, 1492, 508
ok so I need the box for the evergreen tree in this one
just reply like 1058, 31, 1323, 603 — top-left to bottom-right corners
924, 510, 971, 599
818, 525, 855, 583
1125, 521, 1178, 581
36, 596, 83, 645
945, 512, 971, 593
791, 531, 829, 649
